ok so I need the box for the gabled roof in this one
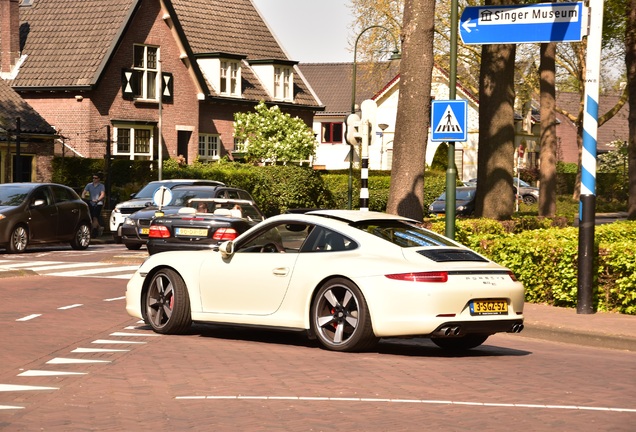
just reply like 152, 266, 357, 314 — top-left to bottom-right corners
11, 0, 319, 106
12, 0, 139, 88
0, 78, 55, 135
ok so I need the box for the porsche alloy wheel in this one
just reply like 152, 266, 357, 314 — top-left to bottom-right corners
8, 225, 28, 253
145, 268, 192, 334
311, 278, 377, 352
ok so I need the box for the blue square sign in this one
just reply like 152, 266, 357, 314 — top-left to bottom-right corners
431, 100, 468, 142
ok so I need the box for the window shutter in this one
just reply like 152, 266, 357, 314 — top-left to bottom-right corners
121, 68, 138, 101
162, 72, 174, 104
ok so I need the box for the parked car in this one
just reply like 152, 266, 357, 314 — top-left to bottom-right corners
147, 198, 265, 255
121, 185, 255, 250
110, 179, 225, 243
428, 186, 476, 216
0, 183, 92, 253
512, 178, 540, 204
126, 210, 525, 352
464, 178, 539, 204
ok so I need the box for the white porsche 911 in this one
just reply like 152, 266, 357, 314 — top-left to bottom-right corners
126, 210, 524, 352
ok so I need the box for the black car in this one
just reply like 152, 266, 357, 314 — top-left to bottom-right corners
428, 186, 476, 216
146, 198, 265, 255
121, 185, 255, 250
0, 183, 92, 253
109, 178, 225, 243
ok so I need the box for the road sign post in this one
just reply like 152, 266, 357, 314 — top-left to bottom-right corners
460, 2, 586, 45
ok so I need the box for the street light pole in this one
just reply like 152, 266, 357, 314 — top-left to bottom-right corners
349, 25, 401, 209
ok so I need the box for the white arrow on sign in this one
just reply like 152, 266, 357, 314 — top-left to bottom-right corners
462, 18, 476, 33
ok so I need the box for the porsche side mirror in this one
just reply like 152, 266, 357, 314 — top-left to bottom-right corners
219, 241, 235, 258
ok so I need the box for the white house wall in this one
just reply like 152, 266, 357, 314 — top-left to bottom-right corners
311, 67, 479, 181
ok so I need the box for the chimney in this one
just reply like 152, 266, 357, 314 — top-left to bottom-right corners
0, 0, 21, 73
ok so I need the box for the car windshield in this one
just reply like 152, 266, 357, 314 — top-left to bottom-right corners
134, 181, 168, 199
436, 188, 475, 201
0, 185, 31, 206
513, 178, 530, 187
352, 220, 456, 248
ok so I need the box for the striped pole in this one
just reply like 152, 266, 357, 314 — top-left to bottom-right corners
577, 0, 604, 314
360, 119, 370, 211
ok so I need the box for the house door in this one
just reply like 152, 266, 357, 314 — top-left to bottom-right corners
13, 155, 33, 182
177, 130, 192, 164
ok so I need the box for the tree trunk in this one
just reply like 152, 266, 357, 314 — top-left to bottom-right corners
386, 0, 436, 220
475, 2, 517, 220
539, 41, 558, 217
627, 0, 636, 219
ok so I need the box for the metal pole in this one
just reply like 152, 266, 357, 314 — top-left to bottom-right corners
105, 125, 112, 210
445, 0, 459, 239
15, 118, 22, 182
359, 119, 369, 211
158, 58, 163, 181
577, 0, 604, 314
350, 25, 401, 210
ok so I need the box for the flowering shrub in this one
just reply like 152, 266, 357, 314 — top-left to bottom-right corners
233, 101, 316, 164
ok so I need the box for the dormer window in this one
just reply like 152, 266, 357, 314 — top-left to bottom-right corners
133, 45, 159, 100
274, 66, 292, 100
221, 61, 240, 96
249, 59, 298, 102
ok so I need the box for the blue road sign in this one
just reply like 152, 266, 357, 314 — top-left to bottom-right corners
460, 2, 585, 45
431, 100, 467, 142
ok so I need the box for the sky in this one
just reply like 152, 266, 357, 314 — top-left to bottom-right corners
251, 0, 354, 63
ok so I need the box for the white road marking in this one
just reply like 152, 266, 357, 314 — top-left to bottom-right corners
92, 339, 146, 344
104, 296, 126, 302
110, 332, 160, 337
72, 347, 130, 353
46, 358, 111, 365
17, 370, 87, 377
26, 262, 108, 271
0, 405, 24, 410
173, 395, 636, 413
16, 314, 41, 321
102, 273, 136, 279
0, 260, 60, 267
58, 304, 83, 310
0, 384, 58, 391
46, 265, 139, 277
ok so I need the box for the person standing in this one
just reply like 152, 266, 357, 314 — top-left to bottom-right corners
83, 173, 106, 237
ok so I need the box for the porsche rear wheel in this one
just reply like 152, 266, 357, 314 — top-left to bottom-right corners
431, 334, 489, 351
8, 225, 28, 253
145, 268, 192, 334
311, 278, 378, 352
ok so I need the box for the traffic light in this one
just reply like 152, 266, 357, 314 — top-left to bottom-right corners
345, 113, 361, 146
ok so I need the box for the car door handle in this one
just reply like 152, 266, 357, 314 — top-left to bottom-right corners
273, 267, 289, 276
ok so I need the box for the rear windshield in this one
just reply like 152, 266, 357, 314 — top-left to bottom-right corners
352, 220, 456, 248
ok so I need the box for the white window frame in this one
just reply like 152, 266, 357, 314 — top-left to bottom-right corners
220, 60, 241, 97
198, 134, 220, 161
133, 44, 159, 101
274, 66, 293, 101
113, 124, 154, 160
233, 137, 247, 153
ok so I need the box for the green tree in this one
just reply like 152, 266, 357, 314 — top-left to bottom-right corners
386, 0, 436, 220
233, 101, 316, 164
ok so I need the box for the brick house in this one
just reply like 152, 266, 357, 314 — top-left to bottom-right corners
0, 77, 56, 182
0, 0, 321, 180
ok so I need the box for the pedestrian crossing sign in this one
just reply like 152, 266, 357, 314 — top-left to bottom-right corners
431, 99, 467, 142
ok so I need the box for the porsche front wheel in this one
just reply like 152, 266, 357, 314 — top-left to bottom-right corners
311, 278, 378, 352
145, 268, 192, 334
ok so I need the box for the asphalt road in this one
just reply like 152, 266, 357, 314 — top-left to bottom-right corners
1, 245, 635, 431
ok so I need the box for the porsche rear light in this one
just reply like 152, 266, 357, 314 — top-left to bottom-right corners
507, 271, 518, 281
385, 271, 448, 283
213, 227, 238, 241
148, 225, 171, 239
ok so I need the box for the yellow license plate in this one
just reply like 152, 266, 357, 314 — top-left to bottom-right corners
175, 227, 208, 236
470, 299, 508, 315
140, 228, 149, 235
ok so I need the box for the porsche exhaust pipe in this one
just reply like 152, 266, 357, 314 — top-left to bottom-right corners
435, 326, 462, 337
509, 323, 524, 333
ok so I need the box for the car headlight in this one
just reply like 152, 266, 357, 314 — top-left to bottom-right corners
124, 218, 135, 226
112, 207, 121, 214
457, 205, 466, 211
0, 214, 5, 221
428, 205, 433, 211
